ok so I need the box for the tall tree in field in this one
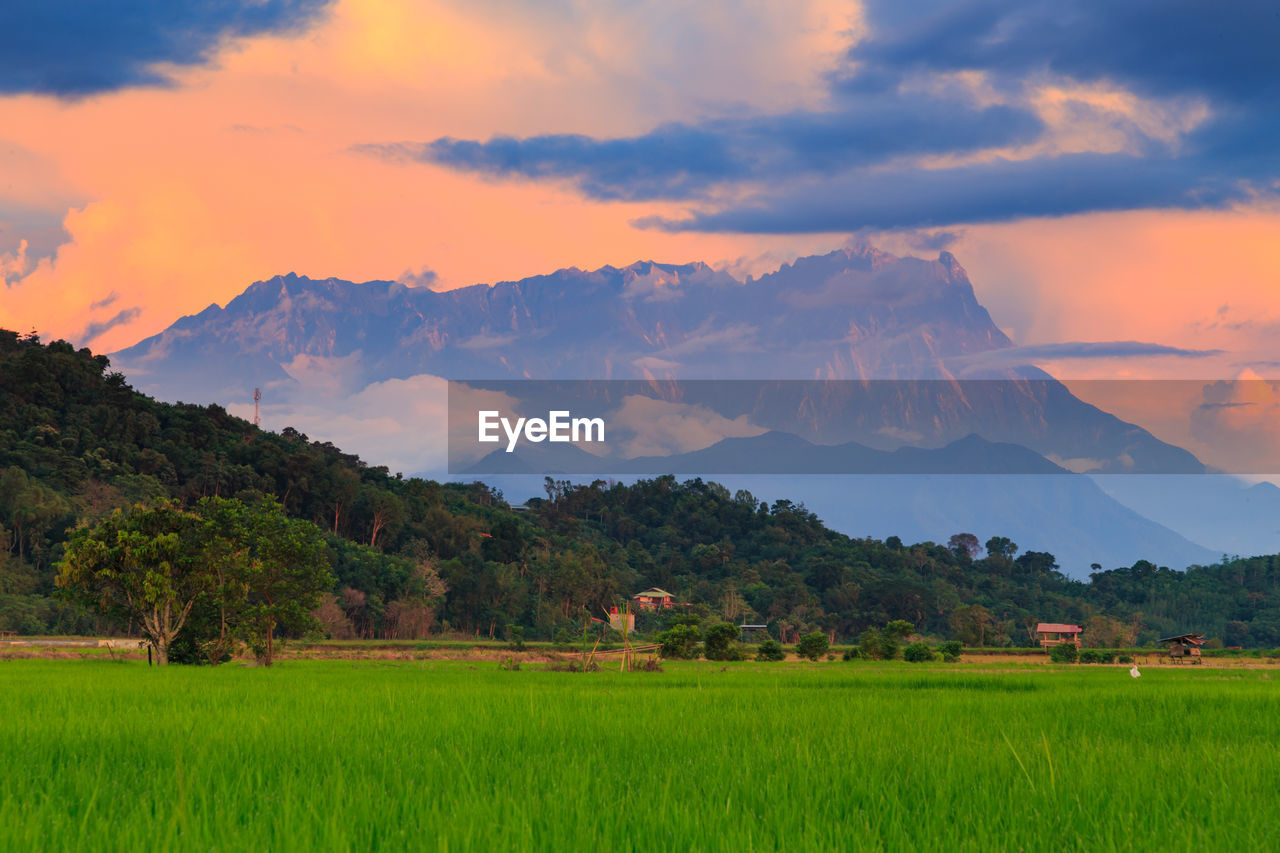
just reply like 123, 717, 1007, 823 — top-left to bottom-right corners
191, 497, 254, 664
56, 500, 206, 665
236, 498, 334, 665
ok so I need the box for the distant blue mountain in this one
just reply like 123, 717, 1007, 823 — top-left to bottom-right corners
1093, 476, 1280, 559
464, 431, 1070, 476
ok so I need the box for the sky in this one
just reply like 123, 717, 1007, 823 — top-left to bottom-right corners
2, 0, 1280, 391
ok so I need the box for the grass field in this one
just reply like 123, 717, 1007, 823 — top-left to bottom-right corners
1, 659, 1276, 851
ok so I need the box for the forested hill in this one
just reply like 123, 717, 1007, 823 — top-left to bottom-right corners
2, 329, 1279, 647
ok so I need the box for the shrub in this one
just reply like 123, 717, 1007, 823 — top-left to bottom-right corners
1078, 649, 1100, 664
885, 620, 915, 639
903, 642, 934, 662
841, 647, 860, 661
858, 628, 883, 660
1049, 643, 1078, 663
1117, 654, 1133, 664
506, 624, 525, 652
756, 639, 786, 662
557, 660, 600, 673
703, 622, 744, 661
938, 641, 963, 662
17, 614, 47, 636
1096, 650, 1116, 664
796, 632, 830, 661
657, 624, 701, 659
878, 634, 901, 661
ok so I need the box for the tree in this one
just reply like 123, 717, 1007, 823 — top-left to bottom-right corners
756, 638, 786, 661
937, 640, 963, 662
382, 541, 448, 639
949, 604, 993, 646
1083, 614, 1136, 648
357, 486, 405, 549
325, 465, 361, 534
56, 500, 207, 665
1049, 642, 1078, 663
657, 624, 701, 659
703, 622, 743, 661
0, 468, 71, 565
795, 631, 830, 661
866, 619, 914, 660
948, 533, 981, 561
190, 497, 255, 664
884, 620, 914, 640
985, 536, 1018, 562
235, 498, 334, 665
903, 641, 934, 662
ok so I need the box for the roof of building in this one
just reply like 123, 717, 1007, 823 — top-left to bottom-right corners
1036, 623, 1082, 633
1158, 633, 1206, 645
633, 588, 675, 598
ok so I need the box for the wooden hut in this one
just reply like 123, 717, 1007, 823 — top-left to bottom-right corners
1036, 622, 1082, 650
1159, 633, 1205, 663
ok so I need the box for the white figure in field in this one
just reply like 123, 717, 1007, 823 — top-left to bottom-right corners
1129, 664, 1141, 678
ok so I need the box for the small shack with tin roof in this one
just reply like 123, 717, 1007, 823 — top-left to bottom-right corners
1159, 632, 1205, 663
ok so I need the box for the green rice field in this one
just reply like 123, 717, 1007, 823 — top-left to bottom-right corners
1, 659, 1276, 851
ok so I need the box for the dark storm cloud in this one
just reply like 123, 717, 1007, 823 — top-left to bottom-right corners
78, 307, 141, 344
355, 1, 1280, 231
635, 153, 1240, 233
852, 0, 1280, 104
357, 98, 1043, 202
0, 0, 333, 97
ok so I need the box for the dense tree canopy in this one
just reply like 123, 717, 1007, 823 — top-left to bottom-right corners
57, 497, 334, 664
57, 500, 205, 664
4, 329, 1280, 648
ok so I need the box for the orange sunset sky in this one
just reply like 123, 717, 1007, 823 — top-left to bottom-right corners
2, 0, 1279, 399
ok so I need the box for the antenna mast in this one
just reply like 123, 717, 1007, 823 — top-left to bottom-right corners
253, 387, 262, 427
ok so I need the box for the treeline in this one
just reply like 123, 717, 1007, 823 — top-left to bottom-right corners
3, 329, 1280, 647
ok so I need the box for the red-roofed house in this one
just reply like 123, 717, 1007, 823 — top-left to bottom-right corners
1036, 623, 1082, 650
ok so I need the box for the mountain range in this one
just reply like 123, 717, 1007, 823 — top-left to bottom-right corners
114, 248, 1006, 390
109, 247, 1280, 574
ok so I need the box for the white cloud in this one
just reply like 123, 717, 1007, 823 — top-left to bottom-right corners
1189, 373, 1280, 473
608, 395, 766, 458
